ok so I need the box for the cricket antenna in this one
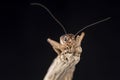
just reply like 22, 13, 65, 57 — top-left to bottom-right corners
30, 3, 67, 34
75, 17, 111, 36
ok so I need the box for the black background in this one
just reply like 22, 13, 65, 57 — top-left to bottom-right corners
1, 0, 120, 80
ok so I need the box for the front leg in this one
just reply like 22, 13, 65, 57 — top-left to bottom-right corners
76, 32, 85, 46
47, 38, 65, 55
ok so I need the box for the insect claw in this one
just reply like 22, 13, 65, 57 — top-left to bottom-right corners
47, 38, 51, 43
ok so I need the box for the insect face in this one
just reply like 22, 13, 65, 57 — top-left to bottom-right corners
60, 34, 76, 45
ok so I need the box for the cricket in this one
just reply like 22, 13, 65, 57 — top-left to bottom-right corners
30, 3, 111, 80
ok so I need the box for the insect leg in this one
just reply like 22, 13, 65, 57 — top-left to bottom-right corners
47, 38, 64, 54
76, 32, 85, 46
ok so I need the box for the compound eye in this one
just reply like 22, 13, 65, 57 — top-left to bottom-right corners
64, 36, 68, 42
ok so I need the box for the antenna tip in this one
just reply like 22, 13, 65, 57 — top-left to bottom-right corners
30, 3, 34, 5
30, 3, 42, 6
106, 17, 111, 20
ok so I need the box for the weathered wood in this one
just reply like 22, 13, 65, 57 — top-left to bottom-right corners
44, 51, 81, 80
